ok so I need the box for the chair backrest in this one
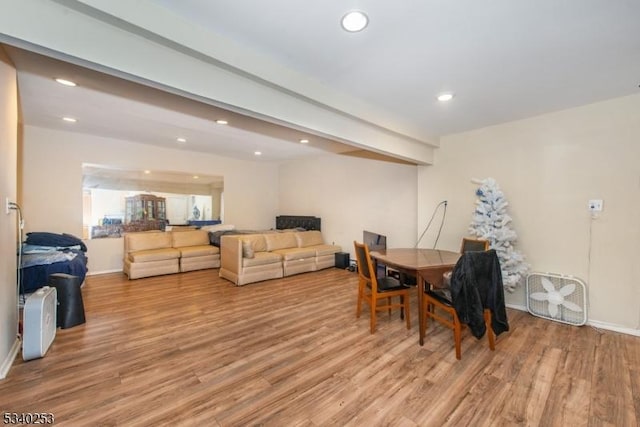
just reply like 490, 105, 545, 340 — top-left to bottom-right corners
354, 241, 382, 295
450, 249, 509, 337
452, 249, 502, 302
460, 237, 490, 253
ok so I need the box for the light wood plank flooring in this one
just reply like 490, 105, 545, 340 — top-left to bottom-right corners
1, 268, 639, 426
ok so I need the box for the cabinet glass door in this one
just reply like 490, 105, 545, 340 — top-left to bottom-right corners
146, 200, 155, 219
135, 200, 143, 220
125, 198, 133, 223
157, 200, 166, 220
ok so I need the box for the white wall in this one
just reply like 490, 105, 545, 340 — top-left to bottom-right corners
279, 154, 418, 258
23, 129, 420, 276
89, 188, 127, 225
0, 47, 19, 378
419, 94, 640, 331
21, 126, 280, 273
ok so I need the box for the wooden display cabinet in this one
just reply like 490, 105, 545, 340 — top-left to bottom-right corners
124, 194, 167, 232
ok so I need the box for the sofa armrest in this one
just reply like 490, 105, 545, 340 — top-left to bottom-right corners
220, 235, 242, 275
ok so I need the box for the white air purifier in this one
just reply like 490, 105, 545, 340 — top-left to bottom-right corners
526, 272, 588, 326
23, 286, 57, 361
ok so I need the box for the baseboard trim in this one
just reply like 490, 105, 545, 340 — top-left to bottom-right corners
87, 269, 123, 276
587, 320, 640, 337
506, 303, 527, 312
505, 303, 640, 336
0, 337, 21, 380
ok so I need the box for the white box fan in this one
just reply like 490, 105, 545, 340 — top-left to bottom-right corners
23, 286, 57, 361
526, 272, 588, 326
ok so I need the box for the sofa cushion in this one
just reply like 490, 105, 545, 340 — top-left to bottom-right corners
179, 245, 220, 258
125, 231, 172, 253
313, 244, 342, 256
272, 247, 316, 261
242, 251, 282, 267
241, 234, 268, 253
242, 240, 255, 258
295, 231, 325, 248
264, 232, 298, 251
128, 247, 180, 262
172, 230, 210, 247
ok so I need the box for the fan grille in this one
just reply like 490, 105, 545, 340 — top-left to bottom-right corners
526, 272, 588, 326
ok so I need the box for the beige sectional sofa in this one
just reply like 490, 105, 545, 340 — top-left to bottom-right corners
123, 229, 220, 279
219, 230, 341, 286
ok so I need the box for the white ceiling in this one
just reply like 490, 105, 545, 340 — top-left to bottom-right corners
6, 0, 640, 163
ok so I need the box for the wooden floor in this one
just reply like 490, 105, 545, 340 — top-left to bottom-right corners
1, 268, 639, 426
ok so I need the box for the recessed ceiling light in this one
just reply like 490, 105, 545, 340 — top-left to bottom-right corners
216, 119, 228, 125
62, 117, 77, 122
299, 139, 309, 144
176, 137, 187, 143
437, 93, 455, 102
254, 151, 262, 156
341, 10, 368, 32
193, 175, 199, 179
55, 78, 77, 87
144, 170, 151, 174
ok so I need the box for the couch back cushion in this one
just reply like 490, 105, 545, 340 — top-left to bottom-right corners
295, 230, 325, 248
125, 231, 172, 253
264, 232, 298, 251
172, 230, 210, 248
241, 234, 268, 253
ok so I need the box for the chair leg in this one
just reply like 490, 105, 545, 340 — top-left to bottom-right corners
424, 302, 430, 328
404, 294, 411, 330
484, 309, 495, 351
356, 280, 363, 318
420, 299, 431, 344
400, 295, 405, 320
453, 317, 462, 360
370, 297, 377, 334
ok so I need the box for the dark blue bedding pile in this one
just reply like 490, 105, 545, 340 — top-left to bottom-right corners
20, 232, 88, 293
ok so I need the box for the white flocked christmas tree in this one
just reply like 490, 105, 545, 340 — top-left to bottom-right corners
469, 178, 528, 292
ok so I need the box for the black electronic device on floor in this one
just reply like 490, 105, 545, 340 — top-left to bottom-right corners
335, 252, 350, 269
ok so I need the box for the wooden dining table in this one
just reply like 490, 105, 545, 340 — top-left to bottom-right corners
369, 248, 461, 345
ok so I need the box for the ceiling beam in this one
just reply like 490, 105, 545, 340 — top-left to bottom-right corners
0, 0, 436, 164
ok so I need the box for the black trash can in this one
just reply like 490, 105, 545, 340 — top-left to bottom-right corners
48, 273, 86, 329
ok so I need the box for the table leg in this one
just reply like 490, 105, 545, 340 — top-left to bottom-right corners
418, 272, 425, 346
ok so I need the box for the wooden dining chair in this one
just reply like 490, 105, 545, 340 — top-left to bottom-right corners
460, 237, 490, 253
441, 237, 490, 289
354, 241, 411, 333
422, 244, 507, 360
